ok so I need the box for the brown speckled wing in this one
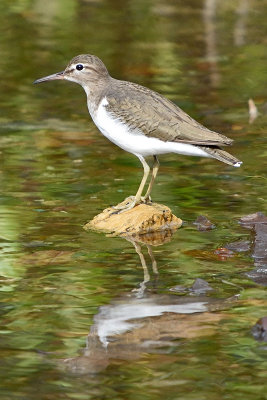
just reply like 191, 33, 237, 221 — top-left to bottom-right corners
105, 79, 233, 146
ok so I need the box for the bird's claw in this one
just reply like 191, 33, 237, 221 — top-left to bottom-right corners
110, 195, 152, 214
141, 195, 152, 204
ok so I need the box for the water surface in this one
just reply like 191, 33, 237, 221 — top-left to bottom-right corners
0, 1, 266, 399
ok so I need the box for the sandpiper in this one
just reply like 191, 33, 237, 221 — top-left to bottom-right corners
34, 54, 242, 211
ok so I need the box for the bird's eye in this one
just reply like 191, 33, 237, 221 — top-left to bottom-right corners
76, 64, 84, 71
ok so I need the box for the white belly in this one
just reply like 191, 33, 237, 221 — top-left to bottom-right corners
91, 98, 211, 159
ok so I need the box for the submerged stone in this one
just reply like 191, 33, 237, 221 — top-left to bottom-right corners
193, 215, 216, 231
225, 240, 251, 252
239, 212, 267, 229
190, 278, 214, 294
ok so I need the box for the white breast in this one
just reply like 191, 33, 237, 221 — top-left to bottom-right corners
90, 97, 211, 159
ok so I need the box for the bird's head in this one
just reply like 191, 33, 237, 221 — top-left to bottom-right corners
34, 54, 109, 89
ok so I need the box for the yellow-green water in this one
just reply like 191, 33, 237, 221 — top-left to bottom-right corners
0, 1, 266, 399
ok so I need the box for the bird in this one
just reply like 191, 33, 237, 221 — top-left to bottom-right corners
34, 54, 242, 212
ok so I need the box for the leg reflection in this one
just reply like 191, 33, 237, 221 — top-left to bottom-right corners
128, 230, 177, 298
131, 240, 151, 298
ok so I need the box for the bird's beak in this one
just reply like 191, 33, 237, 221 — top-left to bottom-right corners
33, 71, 65, 84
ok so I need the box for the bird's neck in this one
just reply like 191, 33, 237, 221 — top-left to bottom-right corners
83, 76, 112, 116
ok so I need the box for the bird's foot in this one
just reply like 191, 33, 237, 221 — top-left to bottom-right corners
141, 195, 152, 204
111, 196, 136, 214
111, 195, 152, 214
112, 196, 135, 210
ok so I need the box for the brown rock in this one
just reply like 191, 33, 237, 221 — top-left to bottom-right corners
190, 278, 214, 294
225, 240, 251, 252
254, 224, 267, 262
193, 215, 216, 231
84, 197, 182, 236
239, 212, 267, 229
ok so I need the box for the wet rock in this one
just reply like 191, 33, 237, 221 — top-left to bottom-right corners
238, 213, 267, 284
246, 223, 267, 284
225, 240, 251, 253
253, 224, 267, 264
190, 278, 214, 294
251, 317, 267, 342
84, 198, 182, 236
246, 269, 267, 286
238, 212, 267, 229
170, 278, 214, 295
193, 215, 216, 231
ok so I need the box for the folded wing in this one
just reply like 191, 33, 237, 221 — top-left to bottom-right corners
106, 80, 233, 147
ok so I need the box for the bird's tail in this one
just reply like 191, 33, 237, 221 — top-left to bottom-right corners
202, 147, 242, 167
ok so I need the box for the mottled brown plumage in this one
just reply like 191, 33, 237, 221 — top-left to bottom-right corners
104, 79, 233, 146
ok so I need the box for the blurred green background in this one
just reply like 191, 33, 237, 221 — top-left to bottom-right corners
0, 1, 266, 399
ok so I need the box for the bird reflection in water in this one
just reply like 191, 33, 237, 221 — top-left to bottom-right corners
62, 228, 228, 375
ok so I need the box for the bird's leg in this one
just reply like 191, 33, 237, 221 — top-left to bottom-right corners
112, 155, 150, 213
143, 155, 160, 202
134, 155, 150, 204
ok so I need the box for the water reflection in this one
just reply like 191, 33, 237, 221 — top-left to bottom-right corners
63, 293, 218, 374
203, 0, 220, 88
62, 227, 238, 375
127, 230, 178, 296
234, 0, 249, 47
60, 208, 267, 375
0, 0, 267, 397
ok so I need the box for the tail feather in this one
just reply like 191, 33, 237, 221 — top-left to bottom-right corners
202, 147, 242, 167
